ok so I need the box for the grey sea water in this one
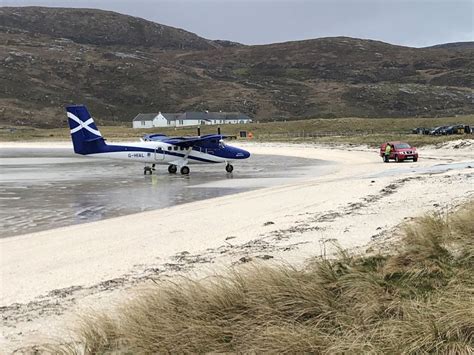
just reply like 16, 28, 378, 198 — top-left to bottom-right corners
0, 148, 330, 238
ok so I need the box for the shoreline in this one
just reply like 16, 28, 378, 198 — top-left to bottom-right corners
1, 140, 473, 351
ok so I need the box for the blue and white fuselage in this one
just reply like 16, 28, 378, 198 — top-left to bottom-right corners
67, 105, 250, 174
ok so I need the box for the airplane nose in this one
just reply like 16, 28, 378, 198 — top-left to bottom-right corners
235, 148, 250, 159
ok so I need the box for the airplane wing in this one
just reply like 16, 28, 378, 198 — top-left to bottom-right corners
142, 133, 168, 141
170, 134, 237, 147
144, 134, 235, 147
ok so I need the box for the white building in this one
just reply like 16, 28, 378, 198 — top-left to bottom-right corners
132, 111, 251, 129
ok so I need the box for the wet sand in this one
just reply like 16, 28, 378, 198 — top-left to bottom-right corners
0, 147, 329, 238
0, 140, 473, 352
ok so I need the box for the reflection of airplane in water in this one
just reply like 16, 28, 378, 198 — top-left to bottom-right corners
67, 105, 250, 175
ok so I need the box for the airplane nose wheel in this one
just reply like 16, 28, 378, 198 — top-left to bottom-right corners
225, 164, 234, 173
168, 165, 177, 174
180, 166, 190, 175
144, 166, 153, 175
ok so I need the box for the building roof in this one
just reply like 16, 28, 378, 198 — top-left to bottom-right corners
132, 113, 158, 122
161, 113, 182, 121
133, 111, 251, 122
178, 112, 251, 121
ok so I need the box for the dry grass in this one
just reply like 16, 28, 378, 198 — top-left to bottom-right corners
42, 203, 474, 353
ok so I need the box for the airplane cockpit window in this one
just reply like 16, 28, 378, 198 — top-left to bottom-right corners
219, 140, 225, 148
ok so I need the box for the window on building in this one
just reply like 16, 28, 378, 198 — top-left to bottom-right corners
142, 121, 146, 126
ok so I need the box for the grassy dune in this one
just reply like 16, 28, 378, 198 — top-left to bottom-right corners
45, 203, 474, 353
1, 115, 473, 146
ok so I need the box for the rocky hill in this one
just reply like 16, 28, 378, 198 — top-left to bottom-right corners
426, 42, 474, 50
0, 7, 473, 127
0, 7, 237, 50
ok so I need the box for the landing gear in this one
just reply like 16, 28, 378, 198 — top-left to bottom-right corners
152, 164, 156, 171
168, 164, 177, 174
168, 164, 189, 175
144, 166, 153, 175
225, 163, 234, 173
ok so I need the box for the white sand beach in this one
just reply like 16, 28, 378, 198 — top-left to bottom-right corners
1, 140, 473, 351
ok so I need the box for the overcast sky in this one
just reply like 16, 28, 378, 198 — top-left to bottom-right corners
2, 0, 473, 47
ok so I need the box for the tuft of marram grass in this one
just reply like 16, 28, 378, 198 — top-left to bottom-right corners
45, 202, 474, 354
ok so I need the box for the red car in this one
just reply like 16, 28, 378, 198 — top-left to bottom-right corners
380, 141, 418, 162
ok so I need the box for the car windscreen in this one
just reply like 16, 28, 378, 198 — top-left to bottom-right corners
394, 143, 411, 149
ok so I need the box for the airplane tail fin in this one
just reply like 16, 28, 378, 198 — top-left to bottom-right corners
66, 105, 107, 155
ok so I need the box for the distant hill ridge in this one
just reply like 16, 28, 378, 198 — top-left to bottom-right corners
425, 42, 474, 50
0, 6, 241, 49
0, 7, 473, 127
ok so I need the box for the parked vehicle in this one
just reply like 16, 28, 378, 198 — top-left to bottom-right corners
412, 127, 429, 135
380, 142, 418, 162
440, 126, 454, 135
452, 124, 466, 134
425, 124, 471, 136
429, 126, 449, 135
440, 125, 465, 135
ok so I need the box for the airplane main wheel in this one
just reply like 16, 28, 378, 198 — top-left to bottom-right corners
180, 166, 190, 175
225, 164, 234, 173
144, 167, 153, 175
168, 165, 177, 174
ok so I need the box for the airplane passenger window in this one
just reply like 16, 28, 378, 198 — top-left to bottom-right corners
157, 147, 162, 152
180, 146, 185, 150
174, 146, 178, 151
168, 147, 172, 151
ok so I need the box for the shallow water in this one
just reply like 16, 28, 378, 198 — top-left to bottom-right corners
0, 148, 329, 238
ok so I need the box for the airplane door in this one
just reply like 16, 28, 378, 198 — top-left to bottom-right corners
154, 147, 165, 160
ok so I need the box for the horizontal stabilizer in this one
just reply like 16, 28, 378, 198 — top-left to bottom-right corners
85, 136, 105, 143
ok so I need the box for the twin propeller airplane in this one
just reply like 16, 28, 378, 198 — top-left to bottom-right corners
67, 105, 251, 175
